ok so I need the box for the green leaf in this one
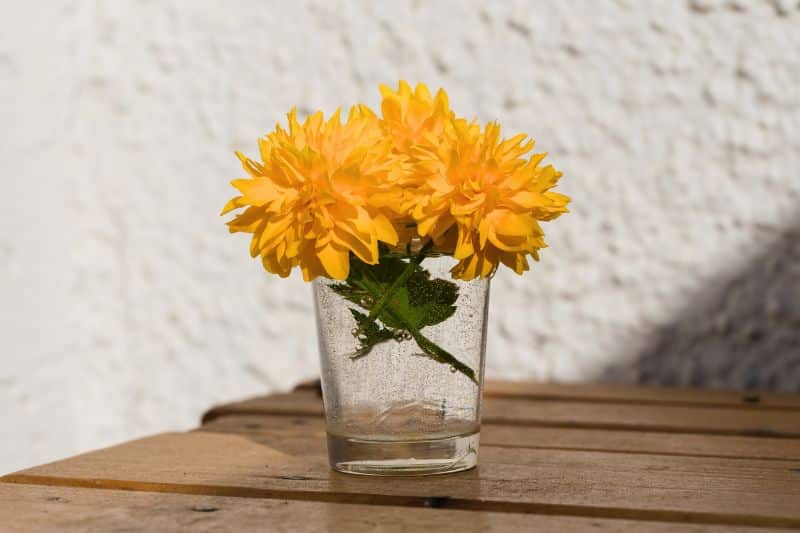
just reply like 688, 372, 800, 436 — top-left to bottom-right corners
329, 282, 368, 307
373, 285, 457, 331
405, 269, 458, 326
329, 248, 476, 384
348, 308, 394, 358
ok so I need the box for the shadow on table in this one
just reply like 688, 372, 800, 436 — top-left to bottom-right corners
603, 219, 800, 393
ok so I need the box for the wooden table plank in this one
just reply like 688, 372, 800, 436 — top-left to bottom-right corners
1, 484, 787, 533
5, 380, 799, 531
202, 390, 800, 438
481, 380, 800, 410
295, 378, 800, 410
200, 414, 800, 461
4, 432, 800, 528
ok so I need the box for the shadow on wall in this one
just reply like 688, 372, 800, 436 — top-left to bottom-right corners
604, 217, 800, 393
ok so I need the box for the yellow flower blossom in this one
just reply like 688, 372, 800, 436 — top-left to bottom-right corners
379, 80, 452, 152
222, 106, 403, 281
376, 80, 456, 241
405, 117, 570, 280
223, 81, 570, 283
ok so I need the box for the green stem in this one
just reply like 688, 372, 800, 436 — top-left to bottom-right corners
406, 325, 478, 385
352, 275, 478, 385
354, 239, 433, 335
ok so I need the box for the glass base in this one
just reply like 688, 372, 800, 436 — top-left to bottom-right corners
327, 431, 479, 476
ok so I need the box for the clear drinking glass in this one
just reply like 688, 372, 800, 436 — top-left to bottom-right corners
313, 253, 490, 476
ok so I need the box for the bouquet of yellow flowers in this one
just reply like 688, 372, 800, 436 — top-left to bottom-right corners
223, 81, 569, 382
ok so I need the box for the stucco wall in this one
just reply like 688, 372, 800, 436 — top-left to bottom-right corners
1, 0, 798, 474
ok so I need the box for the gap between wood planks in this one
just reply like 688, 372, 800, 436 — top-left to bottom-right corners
3, 474, 800, 530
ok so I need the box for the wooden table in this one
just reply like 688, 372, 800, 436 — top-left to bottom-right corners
2, 380, 800, 531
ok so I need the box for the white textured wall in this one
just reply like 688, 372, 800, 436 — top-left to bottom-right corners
1, 0, 799, 474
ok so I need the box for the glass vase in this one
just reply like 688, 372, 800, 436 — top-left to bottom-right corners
313, 252, 490, 476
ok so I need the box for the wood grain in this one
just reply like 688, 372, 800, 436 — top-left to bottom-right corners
4, 380, 800, 530
200, 414, 800, 461
481, 380, 800, 410
295, 378, 800, 410
1, 484, 787, 533
203, 390, 800, 438
4, 432, 800, 528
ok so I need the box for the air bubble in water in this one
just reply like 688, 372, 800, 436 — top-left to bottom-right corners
449, 366, 457, 373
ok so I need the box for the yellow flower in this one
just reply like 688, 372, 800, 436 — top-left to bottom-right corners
379, 80, 452, 152
221, 106, 402, 281
407, 118, 570, 280
224, 81, 570, 283
376, 80, 455, 241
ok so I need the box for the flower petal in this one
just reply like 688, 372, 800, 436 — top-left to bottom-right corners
372, 214, 399, 245
317, 243, 350, 279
